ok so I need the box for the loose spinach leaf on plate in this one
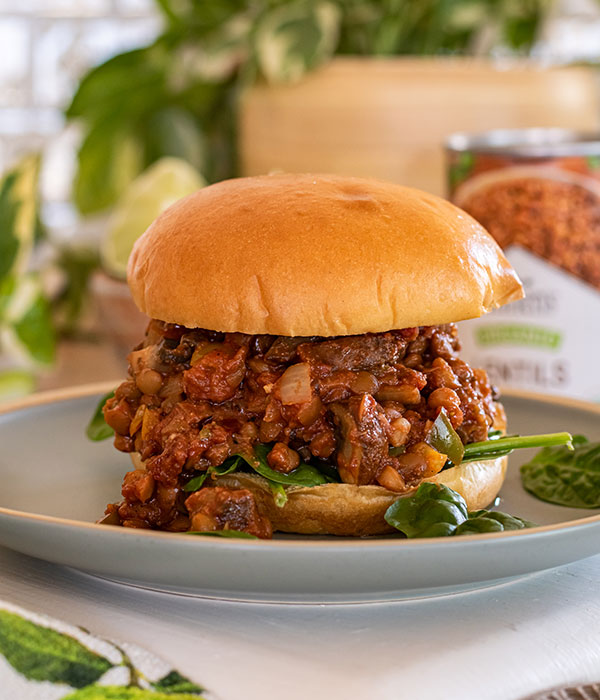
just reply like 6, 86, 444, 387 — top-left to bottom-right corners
86, 391, 115, 441
454, 510, 535, 535
384, 482, 534, 538
384, 482, 468, 538
520, 435, 600, 508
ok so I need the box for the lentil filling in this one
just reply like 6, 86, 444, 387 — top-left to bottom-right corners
103, 321, 502, 537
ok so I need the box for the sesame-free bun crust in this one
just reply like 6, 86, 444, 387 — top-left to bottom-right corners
212, 455, 508, 536
128, 173, 523, 336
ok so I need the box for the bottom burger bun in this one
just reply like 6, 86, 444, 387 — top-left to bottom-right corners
127, 429, 508, 537
129, 450, 508, 537
211, 455, 508, 536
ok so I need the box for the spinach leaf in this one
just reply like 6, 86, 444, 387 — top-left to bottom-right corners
183, 458, 240, 492
462, 431, 573, 463
86, 391, 115, 441
237, 443, 334, 487
309, 458, 341, 482
0, 609, 113, 687
384, 483, 534, 538
455, 510, 534, 535
184, 451, 290, 506
424, 424, 572, 469
187, 530, 258, 539
385, 482, 469, 538
520, 436, 600, 508
183, 473, 210, 493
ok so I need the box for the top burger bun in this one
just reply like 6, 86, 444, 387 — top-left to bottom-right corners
127, 173, 523, 336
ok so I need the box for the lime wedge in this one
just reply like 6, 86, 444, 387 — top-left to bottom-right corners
101, 157, 205, 279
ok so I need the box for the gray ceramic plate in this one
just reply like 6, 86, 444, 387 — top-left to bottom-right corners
1, 382, 599, 603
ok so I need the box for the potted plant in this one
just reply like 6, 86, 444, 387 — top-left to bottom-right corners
66, 0, 599, 211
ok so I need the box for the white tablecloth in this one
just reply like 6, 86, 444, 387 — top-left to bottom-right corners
1, 546, 600, 699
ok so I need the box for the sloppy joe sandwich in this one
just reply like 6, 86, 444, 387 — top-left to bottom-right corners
101, 173, 524, 538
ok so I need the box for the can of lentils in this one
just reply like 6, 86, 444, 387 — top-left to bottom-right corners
446, 128, 600, 402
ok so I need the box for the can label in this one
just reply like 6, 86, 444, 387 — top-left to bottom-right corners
449, 149, 600, 401
459, 246, 600, 401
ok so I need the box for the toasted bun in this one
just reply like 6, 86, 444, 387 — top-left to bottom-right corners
130, 451, 507, 536
130, 409, 507, 538
128, 173, 523, 336
212, 455, 508, 536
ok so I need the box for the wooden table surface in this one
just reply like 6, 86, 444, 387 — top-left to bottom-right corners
37, 338, 126, 393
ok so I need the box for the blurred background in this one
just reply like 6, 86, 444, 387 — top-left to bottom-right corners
2, 0, 600, 402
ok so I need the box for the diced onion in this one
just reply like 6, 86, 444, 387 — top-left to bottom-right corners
376, 384, 421, 404
278, 363, 312, 405
129, 404, 145, 436
297, 396, 323, 426
351, 371, 379, 395
376, 465, 406, 492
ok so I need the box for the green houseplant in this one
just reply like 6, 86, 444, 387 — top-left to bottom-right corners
66, 0, 556, 215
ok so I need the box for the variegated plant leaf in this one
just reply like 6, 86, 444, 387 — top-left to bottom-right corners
169, 15, 252, 88
0, 273, 56, 366
0, 154, 40, 283
254, 1, 340, 83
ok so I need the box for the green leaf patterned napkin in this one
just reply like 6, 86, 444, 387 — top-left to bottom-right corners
0, 601, 209, 699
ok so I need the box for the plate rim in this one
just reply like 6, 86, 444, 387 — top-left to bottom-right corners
1, 381, 600, 550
